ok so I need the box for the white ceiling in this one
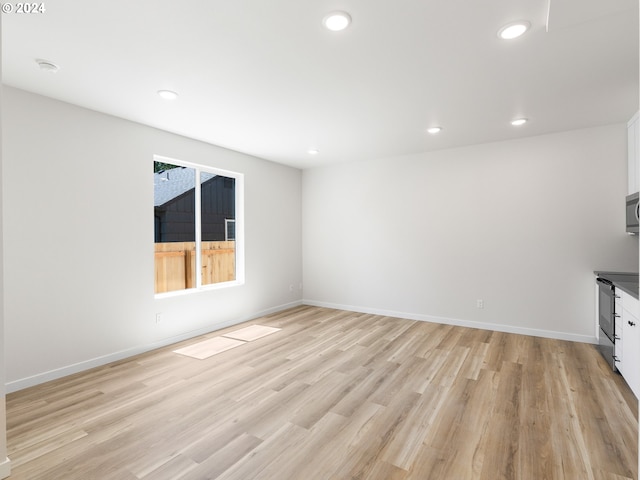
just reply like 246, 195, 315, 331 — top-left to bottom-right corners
2, 0, 638, 169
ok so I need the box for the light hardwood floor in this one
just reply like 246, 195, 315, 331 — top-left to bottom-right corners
6, 306, 639, 479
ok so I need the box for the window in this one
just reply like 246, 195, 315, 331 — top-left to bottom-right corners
153, 156, 244, 294
225, 219, 236, 241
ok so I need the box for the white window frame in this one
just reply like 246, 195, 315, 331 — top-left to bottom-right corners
154, 154, 245, 297
225, 219, 236, 241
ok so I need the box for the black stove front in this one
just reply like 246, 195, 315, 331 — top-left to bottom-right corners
597, 277, 618, 370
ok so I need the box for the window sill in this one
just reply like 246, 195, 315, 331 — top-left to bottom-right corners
154, 279, 245, 299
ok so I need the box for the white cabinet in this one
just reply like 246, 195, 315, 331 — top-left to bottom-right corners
618, 290, 640, 398
627, 111, 639, 194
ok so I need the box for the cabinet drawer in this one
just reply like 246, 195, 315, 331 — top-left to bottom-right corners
615, 316, 623, 362
615, 316, 623, 340
621, 291, 640, 319
615, 295, 623, 320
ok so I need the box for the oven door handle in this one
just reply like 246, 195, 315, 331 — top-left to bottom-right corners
596, 277, 614, 288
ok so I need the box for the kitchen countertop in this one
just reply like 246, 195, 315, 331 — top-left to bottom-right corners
594, 271, 639, 300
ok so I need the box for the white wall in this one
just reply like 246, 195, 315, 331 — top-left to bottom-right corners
3, 84, 636, 393
2, 86, 303, 391
303, 125, 638, 341
0, 31, 11, 479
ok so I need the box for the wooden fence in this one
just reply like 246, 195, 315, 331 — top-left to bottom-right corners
154, 241, 235, 293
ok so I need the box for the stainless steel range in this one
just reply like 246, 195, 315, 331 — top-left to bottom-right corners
595, 271, 640, 370
596, 276, 618, 370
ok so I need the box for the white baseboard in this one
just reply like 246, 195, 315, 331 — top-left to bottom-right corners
5, 300, 303, 394
6, 298, 595, 393
303, 299, 597, 344
0, 457, 10, 479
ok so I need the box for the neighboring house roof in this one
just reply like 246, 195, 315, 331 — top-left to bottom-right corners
154, 167, 216, 207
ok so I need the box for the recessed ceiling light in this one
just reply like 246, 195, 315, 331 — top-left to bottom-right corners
308, 148, 320, 155
157, 90, 179, 100
498, 21, 531, 40
427, 127, 442, 134
511, 118, 528, 126
323, 11, 351, 31
35, 59, 60, 73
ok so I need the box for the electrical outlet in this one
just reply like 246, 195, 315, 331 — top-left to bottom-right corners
155, 313, 163, 324
476, 299, 484, 309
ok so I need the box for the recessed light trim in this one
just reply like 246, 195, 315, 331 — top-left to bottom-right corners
323, 11, 351, 31
427, 127, 442, 134
498, 21, 531, 40
36, 58, 60, 73
157, 90, 179, 100
511, 118, 528, 126
308, 148, 320, 155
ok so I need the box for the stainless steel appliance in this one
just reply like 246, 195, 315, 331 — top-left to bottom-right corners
597, 277, 618, 370
626, 192, 639, 234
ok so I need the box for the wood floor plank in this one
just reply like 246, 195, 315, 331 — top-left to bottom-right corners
213, 422, 308, 480
5, 305, 637, 480
136, 453, 200, 480
284, 403, 383, 480
173, 434, 262, 480
431, 370, 500, 479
